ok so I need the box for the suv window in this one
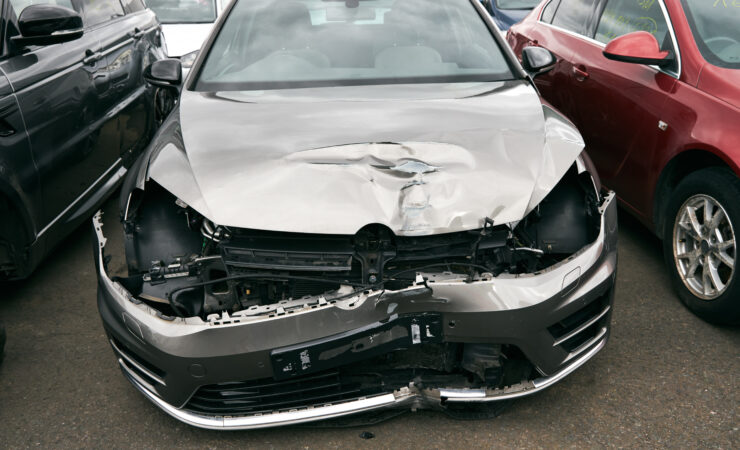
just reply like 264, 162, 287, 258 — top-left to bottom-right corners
551, 0, 598, 35
595, 0, 670, 45
9, 0, 74, 15
81, 0, 124, 27
120, 0, 145, 14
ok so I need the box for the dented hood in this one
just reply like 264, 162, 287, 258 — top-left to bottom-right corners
147, 81, 585, 236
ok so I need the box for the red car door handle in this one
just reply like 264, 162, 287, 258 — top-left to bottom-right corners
573, 66, 590, 81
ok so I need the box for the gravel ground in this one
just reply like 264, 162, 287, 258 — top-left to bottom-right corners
0, 199, 738, 449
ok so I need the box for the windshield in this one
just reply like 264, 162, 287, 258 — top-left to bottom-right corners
147, 0, 217, 24
681, 0, 740, 69
495, 0, 539, 10
195, 0, 514, 91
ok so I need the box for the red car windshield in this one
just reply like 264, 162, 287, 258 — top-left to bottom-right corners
681, 0, 740, 69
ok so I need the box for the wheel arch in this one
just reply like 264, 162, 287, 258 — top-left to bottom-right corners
653, 148, 738, 238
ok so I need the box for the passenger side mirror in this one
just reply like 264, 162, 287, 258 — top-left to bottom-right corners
603, 31, 673, 67
144, 59, 183, 89
11, 4, 83, 47
521, 46, 556, 77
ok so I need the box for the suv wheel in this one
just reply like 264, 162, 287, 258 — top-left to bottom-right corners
663, 167, 740, 325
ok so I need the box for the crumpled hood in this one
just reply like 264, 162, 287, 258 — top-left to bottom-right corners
148, 81, 585, 236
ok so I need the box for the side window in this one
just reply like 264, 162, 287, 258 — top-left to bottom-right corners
80, 0, 124, 27
551, 0, 598, 35
9, 0, 75, 15
595, 0, 669, 45
120, 0, 145, 14
540, 0, 561, 24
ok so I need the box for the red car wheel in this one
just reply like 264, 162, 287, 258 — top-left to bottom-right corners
663, 167, 740, 325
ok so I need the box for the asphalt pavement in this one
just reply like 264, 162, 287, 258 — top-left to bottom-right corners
0, 199, 738, 448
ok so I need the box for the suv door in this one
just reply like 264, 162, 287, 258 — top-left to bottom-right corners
93, 0, 160, 166
0, 58, 37, 277
2, 0, 113, 232
567, 0, 678, 215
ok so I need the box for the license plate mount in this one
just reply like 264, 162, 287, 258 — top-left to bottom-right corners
270, 313, 444, 380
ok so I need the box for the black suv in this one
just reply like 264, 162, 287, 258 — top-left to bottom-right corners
0, 0, 166, 280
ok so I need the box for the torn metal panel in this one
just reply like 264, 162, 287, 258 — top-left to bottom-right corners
146, 81, 584, 235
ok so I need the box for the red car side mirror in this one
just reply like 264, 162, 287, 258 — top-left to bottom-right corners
603, 31, 673, 67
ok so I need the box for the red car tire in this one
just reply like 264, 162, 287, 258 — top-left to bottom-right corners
663, 167, 740, 325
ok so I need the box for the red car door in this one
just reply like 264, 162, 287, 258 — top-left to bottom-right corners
508, 0, 599, 119
566, 0, 678, 215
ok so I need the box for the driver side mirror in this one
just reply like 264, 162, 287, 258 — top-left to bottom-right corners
11, 4, 83, 47
521, 46, 556, 77
144, 59, 183, 89
603, 31, 674, 67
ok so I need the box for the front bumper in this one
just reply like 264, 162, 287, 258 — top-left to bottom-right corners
94, 192, 618, 430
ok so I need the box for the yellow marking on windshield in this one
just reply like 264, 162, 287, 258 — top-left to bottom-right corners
713, 0, 740, 7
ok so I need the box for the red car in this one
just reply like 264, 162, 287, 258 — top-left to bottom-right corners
508, 0, 739, 324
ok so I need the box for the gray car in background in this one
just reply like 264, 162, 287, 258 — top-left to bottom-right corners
94, 0, 617, 429
146, 0, 229, 62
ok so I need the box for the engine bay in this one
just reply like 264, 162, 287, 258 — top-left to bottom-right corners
112, 166, 602, 320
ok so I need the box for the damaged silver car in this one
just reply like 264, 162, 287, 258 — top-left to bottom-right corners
94, 0, 618, 430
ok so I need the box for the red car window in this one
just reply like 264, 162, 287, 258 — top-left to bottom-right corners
551, 0, 598, 35
595, 0, 669, 45
540, 0, 561, 23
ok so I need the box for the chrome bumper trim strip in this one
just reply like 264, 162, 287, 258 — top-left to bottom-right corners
121, 336, 607, 429
111, 339, 166, 386
553, 304, 611, 347
444, 337, 606, 402
123, 368, 410, 430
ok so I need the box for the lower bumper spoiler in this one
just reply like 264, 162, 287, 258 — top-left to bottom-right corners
121, 335, 607, 430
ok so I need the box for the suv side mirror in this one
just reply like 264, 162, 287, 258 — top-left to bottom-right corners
11, 5, 83, 47
144, 59, 183, 88
603, 31, 673, 67
521, 46, 556, 76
